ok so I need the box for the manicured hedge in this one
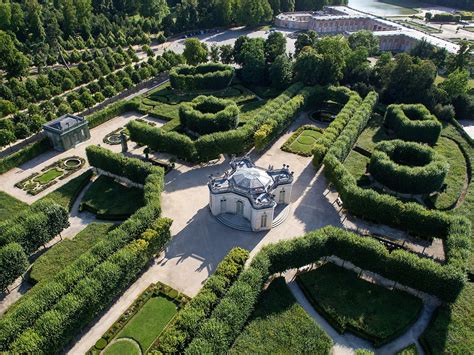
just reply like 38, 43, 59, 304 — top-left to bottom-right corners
384, 104, 442, 146
179, 96, 239, 135
321, 92, 471, 272
86, 100, 140, 129
369, 140, 449, 194
0, 149, 166, 352
0, 243, 29, 291
312, 90, 362, 167
155, 247, 249, 353
128, 83, 306, 162
170, 63, 234, 91
186, 226, 466, 353
0, 138, 51, 174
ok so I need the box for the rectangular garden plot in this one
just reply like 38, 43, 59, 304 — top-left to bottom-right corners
92, 283, 189, 354
230, 277, 333, 354
297, 263, 423, 347
281, 125, 324, 156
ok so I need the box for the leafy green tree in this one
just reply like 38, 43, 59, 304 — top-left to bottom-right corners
0, 128, 15, 148
26, 0, 45, 41
315, 35, 350, 84
220, 44, 233, 64
62, 0, 77, 37
237, 0, 272, 27
269, 53, 293, 89
269, 0, 281, 15
439, 69, 470, 100
448, 40, 472, 72
348, 30, 379, 56
265, 31, 286, 63
295, 30, 317, 55
0, 243, 28, 291
175, 0, 199, 31
0, 100, 16, 117
280, 0, 295, 11
10, 2, 25, 35
233, 35, 249, 65
0, 31, 31, 78
75, 0, 93, 35
210, 44, 220, 62
239, 38, 266, 84
140, 0, 169, 22
183, 38, 208, 65
0, 2, 12, 31
293, 47, 322, 85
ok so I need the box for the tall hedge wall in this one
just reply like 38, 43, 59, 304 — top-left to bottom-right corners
0, 149, 167, 352
384, 104, 442, 146
186, 225, 467, 353
170, 63, 235, 91
128, 83, 307, 162
0, 138, 51, 174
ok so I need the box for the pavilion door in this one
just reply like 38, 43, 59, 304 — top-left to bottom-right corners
236, 200, 244, 216
279, 190, 286, 204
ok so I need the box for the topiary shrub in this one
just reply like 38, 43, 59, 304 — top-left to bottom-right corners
94, 337, 108, 350
384, 104, 442, 145
170, 63, 234, 91
179, 96, 239, 135
369, 140, 449, 195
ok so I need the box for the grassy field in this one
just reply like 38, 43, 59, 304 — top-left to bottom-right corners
343, 150, 370, 181
297, 263, 423, 345
117, 296, 177, 352
230, 277, 333, 354
430, 136, 467, 210
396, 343, 418, 354
39, 170, 92, 211
29, 223, 115, 283
0, 191, 27, 222
420, 283, 474, 354
354, 114, 390, 153
80, 175, 144, 219
402, 20, 441, 34
103, 339, 140, 355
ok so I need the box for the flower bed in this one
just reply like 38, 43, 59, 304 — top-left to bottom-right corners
103, 128, 129, 145
14, 156, 85, 195
369, 140, 449, 195
179, 95, 240, 135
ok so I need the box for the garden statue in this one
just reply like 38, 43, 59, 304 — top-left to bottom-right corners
120, 131, 128, 152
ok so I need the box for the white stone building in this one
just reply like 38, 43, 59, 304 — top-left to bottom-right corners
208, 157, 293, 231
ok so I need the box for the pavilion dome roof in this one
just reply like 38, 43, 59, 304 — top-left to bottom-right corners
230, 167, 273, 190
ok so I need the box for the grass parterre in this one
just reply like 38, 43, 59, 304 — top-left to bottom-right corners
281, 125, 324, 156
369, 140, 449, 195
179, 95, 239, 135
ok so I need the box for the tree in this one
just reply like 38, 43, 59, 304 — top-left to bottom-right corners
0, 31, 31, 78
295, 30, 317, 55
0, 129, 15, 148
448, 40, 472, 72
265, 31, 286, 63
62, 0, 77, 37
233, 35, 249, 65
439, 69, 470, 100
269, 0, 281, 15
314, 35, 350, 84
183, 38, 209, 65
210, 45, 220, 62
239, 38, 266, 84
0, 2, 12, 31
237, 0, 273, 27
25, 0, 45, 41
280, 0, 295, 12
269, 53, 293, 88
140, 0, 170, 22
175, 0, 199, 31
293, 47, 322, 85
425, 12, 433, 21
75, 0, 93, 35
220, 44, 233, 64
348, 30, 379, 56
0, 100, 16, 117
0, 243, 28, 291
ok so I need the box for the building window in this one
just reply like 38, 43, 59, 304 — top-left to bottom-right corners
220, 199, 226, 213
236, 200, 244, 215
261, 213, 267, 228
279, 189, 286, 204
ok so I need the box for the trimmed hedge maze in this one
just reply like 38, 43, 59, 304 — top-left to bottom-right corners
385, 104, 442, 146
185, 225, 469, 353
169, 63, 235, 91
369, 140, 449, 195
0, 147, 169, 353
179, 96, 239, 135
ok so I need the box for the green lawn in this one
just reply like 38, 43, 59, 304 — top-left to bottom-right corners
117, 296, 177, 352
103, 339, 140, 355
429, 136, 467, 210
462, 26, 474, 33
33, 168, 63, 184
403, 20, 441, 34
38, 170, 92, 211
420, 283, 474, 354
344, 150, 370, 181
29, 223, 115, 284
297, 263, 423, 346
231, 277, 333, 354
282, 125, 324, 156
354, 114, 390, 153
0, 191, 27, 222
397, 343, 419, 354
80, 175, 145, 219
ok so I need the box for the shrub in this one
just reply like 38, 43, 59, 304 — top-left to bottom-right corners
0, 138, 51, 174
0, 243, 29, 291
179, 96, 240, 135
384, 104, 441, 145
369, 140, 449, 194
170, 63, 234, 91
155, 247, 249, 353
86, 100, 139, 128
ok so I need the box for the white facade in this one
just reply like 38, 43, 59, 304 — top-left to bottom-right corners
208, 158, 293, 231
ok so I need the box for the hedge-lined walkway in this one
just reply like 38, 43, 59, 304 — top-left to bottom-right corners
0, 112, 164, 204
285, 259, 440, 355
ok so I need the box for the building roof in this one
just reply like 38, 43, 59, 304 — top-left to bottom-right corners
231, 167, 273, 191
43, 114, 87, 133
